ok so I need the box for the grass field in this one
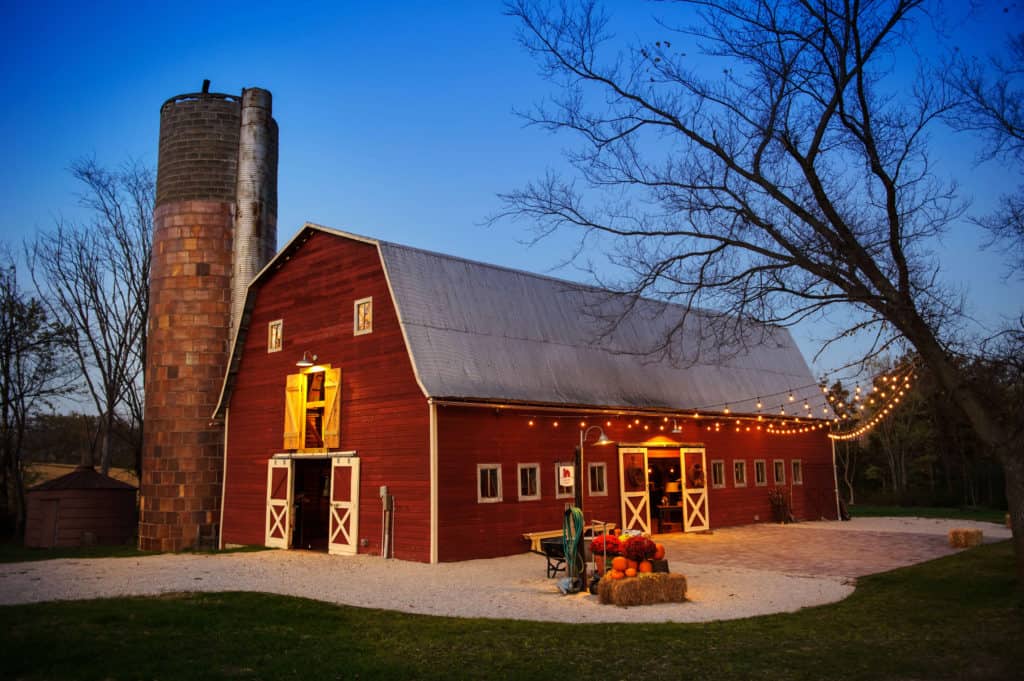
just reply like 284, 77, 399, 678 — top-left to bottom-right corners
850, 504, 1007, 524
1, 541, 1021, 680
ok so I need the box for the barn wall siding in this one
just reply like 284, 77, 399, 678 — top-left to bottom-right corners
25, 490, 137, 548
222, 232, 430, 561
437, 407, 837, 561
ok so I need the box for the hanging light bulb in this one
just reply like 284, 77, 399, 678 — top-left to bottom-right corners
788, 392, 796, 402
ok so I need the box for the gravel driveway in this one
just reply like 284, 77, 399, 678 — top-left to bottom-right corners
0, 517, 1009, 623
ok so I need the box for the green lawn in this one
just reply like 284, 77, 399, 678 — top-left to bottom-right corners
0, 542, 151, 563
850, 504, 1008, 524
0, 542, 267, 564
2, 542, 1022, 680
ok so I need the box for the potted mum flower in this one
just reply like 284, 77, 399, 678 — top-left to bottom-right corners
590, 534, 621, 575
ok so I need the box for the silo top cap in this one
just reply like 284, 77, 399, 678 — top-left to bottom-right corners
162, 91, 240, 108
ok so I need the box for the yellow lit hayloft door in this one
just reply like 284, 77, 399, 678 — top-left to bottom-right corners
619, 447, 651, 533
681, 448, 710, 532
328, 456, 360, 555
265, 458, 293, 548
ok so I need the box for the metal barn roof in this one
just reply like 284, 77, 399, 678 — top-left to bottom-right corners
214, 224, 818, 416
378, 241, 815, 412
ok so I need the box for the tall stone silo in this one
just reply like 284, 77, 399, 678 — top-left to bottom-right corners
139, 83, 277, 552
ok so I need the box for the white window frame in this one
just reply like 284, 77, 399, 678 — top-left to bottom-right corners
733, 460, 747, 487
791, 459, 803, 485
555, 462, 574, 499
710, 459, 726, 489
267, 319, 283, 353
754, 459, 767, 486
773, 458, 786, 485
354, 297, 373, 336
517, 463, 541, 501
477, 463, 502, 503
588, 461, 608, 496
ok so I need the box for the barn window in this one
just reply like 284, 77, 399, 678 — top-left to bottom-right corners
588, 462, 607, 496
733, 460, 747, 487
773, 459, 786, 484
791, 459, 803, 485
710, 460, 726, 488
478, 464, 502, 503
754, 459, 767, 486
354, 297, 373, 335
267, 319, 283, 353
555, 463, 574, 499
517, 463, 540, 501
283, 366, 341, 451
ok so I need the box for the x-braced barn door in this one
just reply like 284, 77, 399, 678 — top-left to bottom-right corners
328, 456, 360, 555
681, 448, 709, 532
619, 447, 651, 533
265, 458, 293, 548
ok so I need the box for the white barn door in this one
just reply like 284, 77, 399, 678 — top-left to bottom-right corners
329, 456, 360, 555
619, 447, 651, 533
265, 458, 293, 548
681, 448, 709, 532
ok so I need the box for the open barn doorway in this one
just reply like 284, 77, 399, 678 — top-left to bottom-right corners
292, 458, 331, 551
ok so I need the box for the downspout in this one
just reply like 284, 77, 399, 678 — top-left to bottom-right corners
429, 399, 438, 564
218, 408, 229, 548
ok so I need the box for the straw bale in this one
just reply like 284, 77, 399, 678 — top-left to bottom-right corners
598, 572, 688, 606
948, 528, 983, 548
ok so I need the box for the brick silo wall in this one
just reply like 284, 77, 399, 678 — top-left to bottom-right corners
140, 93, 240, 552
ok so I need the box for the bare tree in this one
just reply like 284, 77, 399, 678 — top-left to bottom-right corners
944, 31, 1024, 275
502, 1, 1024, 577
0, 247, 77, 535
28, 159, 153, 476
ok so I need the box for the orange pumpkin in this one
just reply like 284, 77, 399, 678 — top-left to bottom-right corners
626, 559, 639, 571
638, 560, 653, 573
609, 569, 625, 580
653, 543, 666, 560
611, 556, 627, 572
625, 567, 638, 578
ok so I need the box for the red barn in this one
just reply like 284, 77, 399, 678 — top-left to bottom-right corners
214, 224, 839, 562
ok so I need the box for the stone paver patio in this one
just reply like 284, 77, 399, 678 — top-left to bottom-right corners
654, 517, 1010, 578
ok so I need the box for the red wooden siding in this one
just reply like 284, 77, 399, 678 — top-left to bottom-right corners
437, 409, 837, 561
25, 489, 137, 548
221, 232, 430, 561
436, 407, 623, 561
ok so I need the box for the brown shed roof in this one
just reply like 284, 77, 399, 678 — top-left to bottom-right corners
29, 465, 137, 492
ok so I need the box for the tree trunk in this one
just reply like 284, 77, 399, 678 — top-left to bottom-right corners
99, 410, 113, 475
1001, 446, 1024, 583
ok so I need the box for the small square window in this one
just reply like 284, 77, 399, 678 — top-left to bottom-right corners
733, 460, 747, 487
754, 459, 767, 486
710, 460, 726, 488
518, 463, 540, 501
477, 464, 502, 503
791, 459, 803, 485
555, 463, 574, 499
267, 319, 283, 353
773, 459, 786, 485
354, 297, 373, 335
588, 462, 607, 496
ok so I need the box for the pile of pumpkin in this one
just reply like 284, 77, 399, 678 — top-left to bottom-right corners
592, 534, 666, 579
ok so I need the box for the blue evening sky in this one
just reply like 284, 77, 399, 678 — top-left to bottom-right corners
1, 1, 1021, 383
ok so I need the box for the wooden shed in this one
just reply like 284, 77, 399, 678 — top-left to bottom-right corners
213, 224, 841, 563
25, 465, 138, 548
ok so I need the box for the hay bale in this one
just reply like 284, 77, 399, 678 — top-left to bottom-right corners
597, 572, 688, 606
948, 528, 983, 548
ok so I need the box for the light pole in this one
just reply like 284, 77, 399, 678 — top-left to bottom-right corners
574, 425, 611, 512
